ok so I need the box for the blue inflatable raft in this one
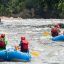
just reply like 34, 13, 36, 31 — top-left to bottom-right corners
0, 47, 31, 61
52, 34, 64, 41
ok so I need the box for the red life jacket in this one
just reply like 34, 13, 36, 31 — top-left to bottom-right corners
0, 41, 6, 48
51, 28, 58, 32
22, 40, 28, 49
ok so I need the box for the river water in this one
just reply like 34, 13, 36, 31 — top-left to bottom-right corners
0, 18, 64, 64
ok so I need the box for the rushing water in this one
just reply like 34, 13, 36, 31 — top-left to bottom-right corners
0, 19, 64, 64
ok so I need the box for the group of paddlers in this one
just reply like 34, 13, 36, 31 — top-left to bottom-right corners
0, 23, 63, 53
0, 34, 29, 53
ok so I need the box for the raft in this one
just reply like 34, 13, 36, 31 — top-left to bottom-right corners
0, 47, 31, 61
0, 50, 7, 61
52, 34, 64, 41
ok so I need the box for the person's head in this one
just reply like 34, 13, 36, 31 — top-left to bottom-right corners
1, 34, 5, 41
1, 34, 5, 38
21, 36, 25, 40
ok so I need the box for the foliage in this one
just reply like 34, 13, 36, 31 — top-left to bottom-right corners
0, 0, 64, 18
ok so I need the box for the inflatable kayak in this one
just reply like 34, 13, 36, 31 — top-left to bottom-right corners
52, 34, 64, 41
0, 47, 31, 61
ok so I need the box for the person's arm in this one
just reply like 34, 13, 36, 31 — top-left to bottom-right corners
5, 40, 8, 45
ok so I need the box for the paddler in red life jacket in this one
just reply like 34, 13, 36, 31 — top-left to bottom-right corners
0, 34, 6, 49
1, 34, 8, 45
19, 36, 29, 53
1, 34, 5, 41
51, 24, 60, 37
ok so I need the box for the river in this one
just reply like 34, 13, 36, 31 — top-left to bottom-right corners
0, 18, 64, 64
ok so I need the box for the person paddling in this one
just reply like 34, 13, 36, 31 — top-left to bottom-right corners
51, 24, 60, 37
0, 34, 6, 49
19, 36, 29, 53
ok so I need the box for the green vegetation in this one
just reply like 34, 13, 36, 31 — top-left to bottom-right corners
0, 0, 64, 18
